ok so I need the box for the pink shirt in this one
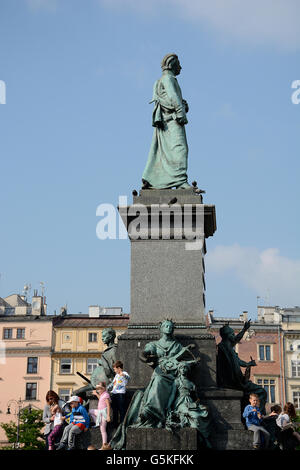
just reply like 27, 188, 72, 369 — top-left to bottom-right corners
97, 391, 110, 410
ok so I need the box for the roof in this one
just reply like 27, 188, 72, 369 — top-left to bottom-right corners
4, 294, 30, 307
52, 315, 130, 328
0, 315, 52, 323
282, 330, 300, 335
0, 313, 130, 325
207, 315, 281, 331
0, 297, 10, 307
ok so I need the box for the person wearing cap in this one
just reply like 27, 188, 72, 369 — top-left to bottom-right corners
57, 396, 90, 450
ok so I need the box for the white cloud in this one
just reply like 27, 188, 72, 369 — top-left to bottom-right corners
99, 0, 300, 50
173, 0, 300, 50
206, 244, 300, 306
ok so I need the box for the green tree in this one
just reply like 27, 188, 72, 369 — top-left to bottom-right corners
0, 408, 45, 450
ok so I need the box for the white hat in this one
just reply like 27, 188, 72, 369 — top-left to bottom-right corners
66, 395, 81, 404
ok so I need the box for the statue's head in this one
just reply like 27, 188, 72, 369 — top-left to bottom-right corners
159, 319, 175, 336
102, 327, 116, 345
220, 323, 235, 342
161, 53, 181, 76
178, 362, 191, 376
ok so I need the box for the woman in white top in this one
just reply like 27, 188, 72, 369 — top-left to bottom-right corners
276, 402, 300, 444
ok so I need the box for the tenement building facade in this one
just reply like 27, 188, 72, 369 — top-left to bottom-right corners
207, 308, 284, 410
0, 295, 129, 446
51, 307, 129, 400
0, 293, 52, 445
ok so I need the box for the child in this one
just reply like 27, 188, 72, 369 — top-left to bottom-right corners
261, 404, 282, 447
243, 393, 270, 449
108, 360, 130, 427
276, 402, 300, 443
56, 396, 90, 450
91, 381, 112, 450
48, 403, 65, 450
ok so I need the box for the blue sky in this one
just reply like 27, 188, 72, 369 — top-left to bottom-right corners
0, 0, 300, 319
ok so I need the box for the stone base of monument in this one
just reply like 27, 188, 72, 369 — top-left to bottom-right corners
199, 388, 253, 450
74, 428, 91, 449
125, 427, 253, 451
126, 428, 198, 451
210, 430, 253, 451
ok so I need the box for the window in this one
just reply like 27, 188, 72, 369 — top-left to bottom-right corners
291, 360, 300, 377
5, 308, 15, 316
27, 357, 38, 374
17, 328, 25, 339
3, 328, 13, 339
259, 345, 271, 361
59, 388, 71, 403
88, 332, 98, 343
87, 358, 98, 374
257, 378, 276, 403
293, 391, 300, 410
25, 382, 37, 400
60, 358, 72, 374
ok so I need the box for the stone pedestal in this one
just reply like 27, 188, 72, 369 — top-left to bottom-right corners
126, 428, 198, 451
199, 388, 253, 450
118, 189, 216, 325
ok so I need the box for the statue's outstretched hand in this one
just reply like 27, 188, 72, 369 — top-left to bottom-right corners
243, 320, 251, 331
249, 359, 257, 367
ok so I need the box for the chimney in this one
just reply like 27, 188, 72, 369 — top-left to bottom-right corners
31, 293, 45, 316
42, 296, 47, 315
206, 310, 214, 326
239, 311, 248, 322
89, 306, 100, 317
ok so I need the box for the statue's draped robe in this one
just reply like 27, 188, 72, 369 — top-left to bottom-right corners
170, 375, 211, 446
142, 70, 188, 189
110, 338, 184, 450
138, 339, 183, 422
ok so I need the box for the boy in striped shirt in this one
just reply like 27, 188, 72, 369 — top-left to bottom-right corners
57, 396, 90, 450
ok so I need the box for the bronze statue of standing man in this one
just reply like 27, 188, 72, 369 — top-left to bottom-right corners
142, 54, 192, 190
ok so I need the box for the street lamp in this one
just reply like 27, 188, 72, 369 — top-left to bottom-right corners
6, 398, 23, 449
